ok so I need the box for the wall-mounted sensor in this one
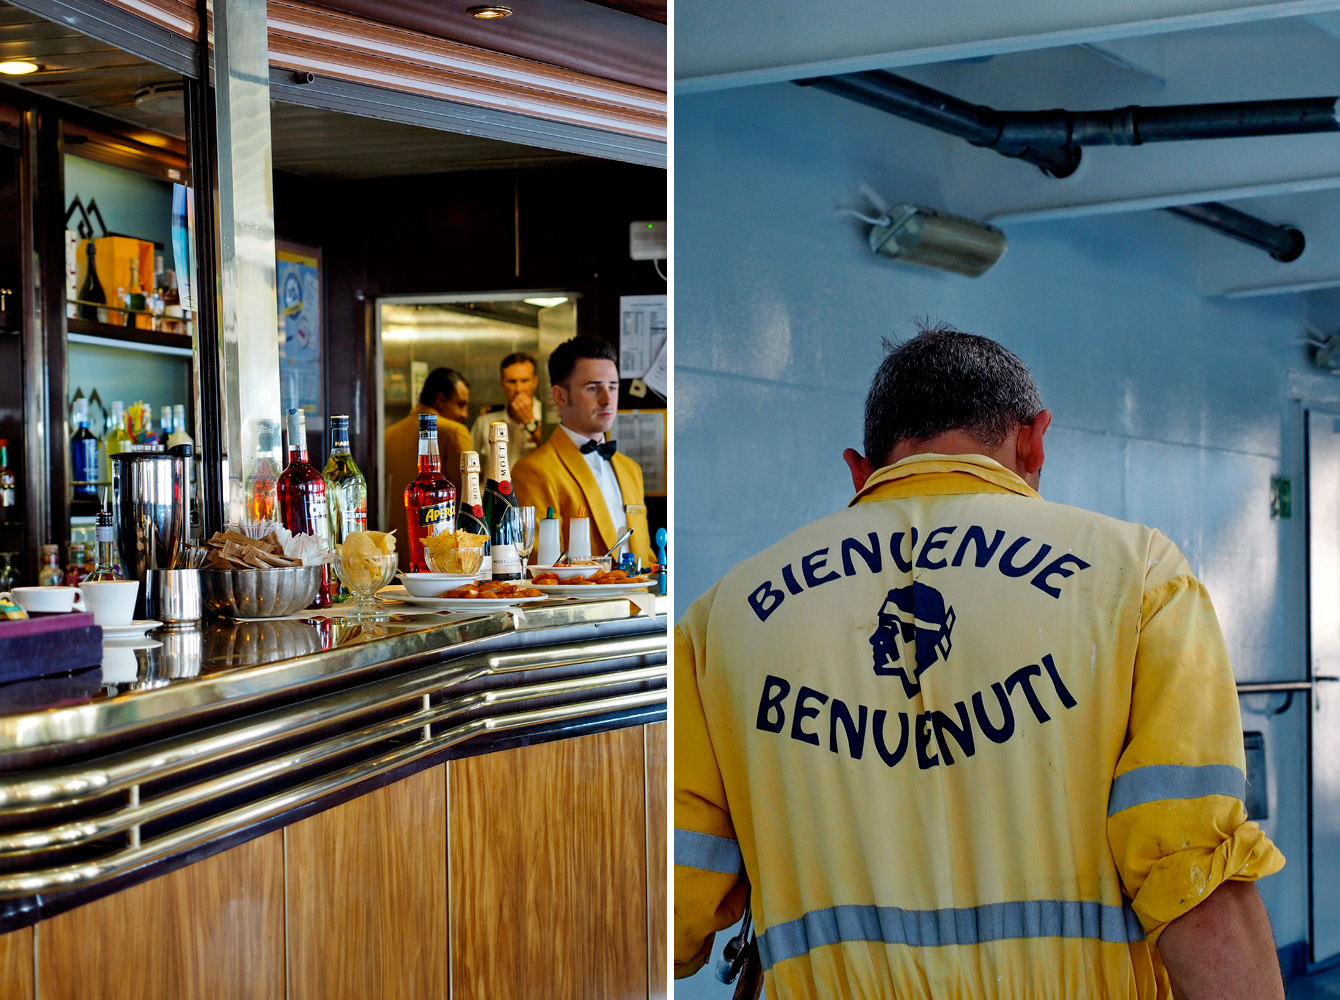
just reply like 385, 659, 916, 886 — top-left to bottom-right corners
847, 185, 1006, 278
629, 221, 667, 261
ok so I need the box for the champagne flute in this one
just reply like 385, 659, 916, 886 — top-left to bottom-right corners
511, 506, 537, 565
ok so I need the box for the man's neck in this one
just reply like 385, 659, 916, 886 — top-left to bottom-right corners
561, 422, 604, 443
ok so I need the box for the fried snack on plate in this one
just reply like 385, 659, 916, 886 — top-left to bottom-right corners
421, 530, 489, 574
532, 574, 560, 585
334, 529, 397, 592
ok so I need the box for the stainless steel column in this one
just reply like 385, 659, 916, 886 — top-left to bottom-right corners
213, 0, 282, 525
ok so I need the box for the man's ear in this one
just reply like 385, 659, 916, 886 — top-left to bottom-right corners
1017, 409, 1052, 476
843, 448, 877, 493
550, 382, 567, 408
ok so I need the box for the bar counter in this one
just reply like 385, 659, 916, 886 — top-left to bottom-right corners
0, 596, 668, 999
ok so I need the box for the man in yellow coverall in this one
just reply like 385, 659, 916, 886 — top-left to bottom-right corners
675, 325, 1286, 999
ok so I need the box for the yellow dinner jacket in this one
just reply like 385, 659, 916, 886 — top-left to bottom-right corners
512, 426, 654, 566
383, 405, 472, 570
675, 454, 1283, 1000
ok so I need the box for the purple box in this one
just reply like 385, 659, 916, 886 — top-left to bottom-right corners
0, 612, 103, 686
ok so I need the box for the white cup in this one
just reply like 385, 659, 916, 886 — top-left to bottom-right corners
9, 586, 86, 614
568, 518, 592, 560
78, 580, 141, 627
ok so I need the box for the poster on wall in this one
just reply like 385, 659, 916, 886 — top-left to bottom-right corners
613, 410, 667, 496
276, 242, 322, 418
618, 294, 667, 378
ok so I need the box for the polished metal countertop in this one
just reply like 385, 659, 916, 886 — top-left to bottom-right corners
0, 596, 661, 769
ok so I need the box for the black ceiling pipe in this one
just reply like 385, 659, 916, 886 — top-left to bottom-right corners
1165, 202, 1305, 262
797, 70, 1340, 178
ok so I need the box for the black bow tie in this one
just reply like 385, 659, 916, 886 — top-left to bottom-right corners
580, 438, 618, 460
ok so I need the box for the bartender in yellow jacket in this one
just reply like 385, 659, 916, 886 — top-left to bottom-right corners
675, 326, 1285, 1000
513, 335, 653, 568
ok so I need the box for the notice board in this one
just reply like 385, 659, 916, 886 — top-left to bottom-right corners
613, 409, 667, 496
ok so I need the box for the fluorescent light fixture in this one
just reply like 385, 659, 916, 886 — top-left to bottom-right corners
467, 5, 512, 17
523, 297, 568, 308
0, 61, 40, 76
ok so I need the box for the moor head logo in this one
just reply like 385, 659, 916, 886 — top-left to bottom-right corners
869, 582, 956, 698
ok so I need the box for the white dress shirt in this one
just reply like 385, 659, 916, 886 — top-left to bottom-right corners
560, 424, 627, 544
471, 397, 543, 467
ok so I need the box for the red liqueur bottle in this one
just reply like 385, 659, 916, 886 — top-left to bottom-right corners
277, 407, 332, 607
404, 412, 456, 573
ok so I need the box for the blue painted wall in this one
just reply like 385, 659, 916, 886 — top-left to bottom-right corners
674, 81, 1314, 994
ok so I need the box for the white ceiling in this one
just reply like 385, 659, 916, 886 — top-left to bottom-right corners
678, 3, 1340, 296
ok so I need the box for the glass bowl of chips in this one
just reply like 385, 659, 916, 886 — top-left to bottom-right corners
332, 530, 398, 617
422, 530, 489, 577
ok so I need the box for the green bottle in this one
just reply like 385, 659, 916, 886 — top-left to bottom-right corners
323, 414, 367, 601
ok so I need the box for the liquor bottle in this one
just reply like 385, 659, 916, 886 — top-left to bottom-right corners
158, 405, 173, 447
403, 412, 456, 573
277, 408, 331, 607
105, 401, 131, 459
70, 398, 99, 500
78, 241, 105, 321
458, 451, 489, 577
63, 543, 86, 586
246, 419, 280, 523
323, 415, 367, 601
0, 439, 16, 522
481, 421, 521, 581
128, 259, 147, 329
87, 504, 123, 581
168, 404, 192, 449
37, 544, 61, 586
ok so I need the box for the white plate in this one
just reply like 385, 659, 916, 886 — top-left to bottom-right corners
528, 581, 655, 596
378, 586, 550, 611
102, 637, 163, 651
526, 562, 613, 581
100, 620, 162, 638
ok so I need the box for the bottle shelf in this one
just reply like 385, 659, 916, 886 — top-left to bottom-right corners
67, 317, 192, 354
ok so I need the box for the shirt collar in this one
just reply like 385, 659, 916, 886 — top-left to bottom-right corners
560, 424, 605, 449
849, 453, 1042, 507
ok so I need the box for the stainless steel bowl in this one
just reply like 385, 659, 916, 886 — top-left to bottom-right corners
199, 566, 321, 619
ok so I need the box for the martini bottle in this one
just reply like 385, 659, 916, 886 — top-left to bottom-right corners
323, 414, 367, 600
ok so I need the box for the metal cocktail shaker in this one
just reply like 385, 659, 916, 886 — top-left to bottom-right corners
111, 452, 186, 618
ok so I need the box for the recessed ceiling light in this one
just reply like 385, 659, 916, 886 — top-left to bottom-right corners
0, 62, 40, 76
467, 5, 512, 17
524, 297, 568, 308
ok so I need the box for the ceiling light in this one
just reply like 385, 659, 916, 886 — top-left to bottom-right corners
467, 5, 512, 17
524, 297, 568, 308
0, 62, 40, 76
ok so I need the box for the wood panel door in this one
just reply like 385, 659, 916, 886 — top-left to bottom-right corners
646, 722, 667, 1000
450, 727, 649, 1000
36, 832, 283, 1000
286, 763, 448, 1000
0, 926, 32, 1000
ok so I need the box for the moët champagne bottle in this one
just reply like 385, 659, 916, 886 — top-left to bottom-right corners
458, 450, 489, 577
481, 421, 521, 581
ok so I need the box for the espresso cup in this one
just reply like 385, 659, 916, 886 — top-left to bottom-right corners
9, 586, 86, 614
78, 580, 141, 627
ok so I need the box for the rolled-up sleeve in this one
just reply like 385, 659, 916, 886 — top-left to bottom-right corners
1107, 538, 1285, 945
674, 587, 749, 978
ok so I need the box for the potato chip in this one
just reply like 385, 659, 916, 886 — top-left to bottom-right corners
335, 529, 397, 593
421, 530, 487, 574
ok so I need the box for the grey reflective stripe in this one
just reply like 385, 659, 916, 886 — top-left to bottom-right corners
756, 900, 1145, 970
674, 829, 745, 875
1107, 764, 1245, 817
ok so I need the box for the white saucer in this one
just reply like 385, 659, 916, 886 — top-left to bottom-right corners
102, 637, 163, 651
100, 620, 162, 638
528, 581, 655, 596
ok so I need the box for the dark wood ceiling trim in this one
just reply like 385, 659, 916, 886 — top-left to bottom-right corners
269, 67, 665, 168
4, 0, 196, 75
265, 1, 665, 141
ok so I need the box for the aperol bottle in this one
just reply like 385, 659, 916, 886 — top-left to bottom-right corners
404, 413, 456, 572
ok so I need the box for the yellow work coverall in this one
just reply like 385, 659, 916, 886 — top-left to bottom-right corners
675, 454, 1284, 1000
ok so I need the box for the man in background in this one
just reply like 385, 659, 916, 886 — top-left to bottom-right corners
514, 336, 653, 567
383, 367, 472, 568
471, 352, 543, 467
675, 326, 1285, 1000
